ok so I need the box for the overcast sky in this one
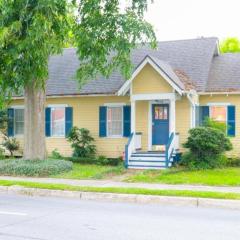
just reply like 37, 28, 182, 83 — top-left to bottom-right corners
144, 0, 240, 41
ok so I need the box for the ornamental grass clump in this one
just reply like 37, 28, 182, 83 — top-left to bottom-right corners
181, 127, 232, 169
0, 159, 73, 177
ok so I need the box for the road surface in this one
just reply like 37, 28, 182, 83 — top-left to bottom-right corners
0, 193, 239, 240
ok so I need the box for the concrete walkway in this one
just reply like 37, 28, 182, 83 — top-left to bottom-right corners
0, 176, 240, 193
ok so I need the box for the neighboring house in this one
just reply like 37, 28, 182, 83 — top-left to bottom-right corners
6, 37, 240, 169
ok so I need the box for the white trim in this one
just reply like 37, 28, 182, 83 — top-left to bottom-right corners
48, 104, 68, 108
10, 105, 24, 109
207, 102, 231, 106
50, 107, 66, 137
170, 99, 176, 134
148, 101, 152, 151
106, 105, 124, 138
199, 92, 240, 95
104, 103, 126, 107
131, 93, 177, 101
12, 94, 116, 100
131, 100, 136, 133
118, 56, 183, 96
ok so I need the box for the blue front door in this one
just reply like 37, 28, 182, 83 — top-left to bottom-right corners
152, 104, 169, 145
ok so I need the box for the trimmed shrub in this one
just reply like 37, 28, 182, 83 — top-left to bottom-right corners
67, 156, 122, 166
49, 149, 63, 159
0, 159, 72, 177
226, 157, 240, 167
204, 117, 227, 134
67, 127, 96, 158
182, 127, 232, 169
2, 137, 19, 156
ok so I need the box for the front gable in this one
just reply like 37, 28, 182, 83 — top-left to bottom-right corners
118, 55, 184, 96
132, 63, 173, 94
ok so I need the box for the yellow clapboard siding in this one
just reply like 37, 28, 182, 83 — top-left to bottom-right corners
200, 95, 240, 157
176, 97, 191, 150
132, 64, 173, 94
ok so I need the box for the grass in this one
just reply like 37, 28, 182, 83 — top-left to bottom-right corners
0, 179, 240, 200
126, 167, 240, 186
52, 163, 126, 180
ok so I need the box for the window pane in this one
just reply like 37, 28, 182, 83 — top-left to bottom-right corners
154, 106, 168, 120
14, 109, 24, 135
51, 108, 65, 136
107, 107, 123, 136
211, 106, 226, 122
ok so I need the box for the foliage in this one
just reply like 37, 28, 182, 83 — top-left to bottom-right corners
67, 127, 96, 158
0, 159, 72, 177
49, 149, 63, 159
180, 152, 228, 170
0, 0, 156, 108
2, 137, 19, 157
226, 157, 240, 167
95, 156, 122, 166
67, 156, 122, 166
220, 37, 240, 53
203, 117, 227, 134
182, 127, 232, 169
0, 110, 20, 157
0, 147, 5, 160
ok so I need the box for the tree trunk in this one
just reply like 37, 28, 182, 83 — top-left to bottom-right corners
24, 84, 46, 160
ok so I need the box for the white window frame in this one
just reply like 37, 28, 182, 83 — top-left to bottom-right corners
50, 107, 66, 137
13, 107, 24, 137
106, 105, 124, 138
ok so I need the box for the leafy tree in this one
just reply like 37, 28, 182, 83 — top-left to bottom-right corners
220, 37, 240, 53
0, 0, 156, 160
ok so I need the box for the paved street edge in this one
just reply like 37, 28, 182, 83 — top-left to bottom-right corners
0, 185, 240, 210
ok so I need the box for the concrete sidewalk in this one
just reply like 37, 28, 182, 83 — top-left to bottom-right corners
0, 176, 240, 193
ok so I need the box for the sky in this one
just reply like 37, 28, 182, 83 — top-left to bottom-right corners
144, 0, 240, 41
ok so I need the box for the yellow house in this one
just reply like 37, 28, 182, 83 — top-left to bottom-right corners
6, 37, 240, 169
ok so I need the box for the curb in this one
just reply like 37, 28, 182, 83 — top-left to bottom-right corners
0, 185, 240, 210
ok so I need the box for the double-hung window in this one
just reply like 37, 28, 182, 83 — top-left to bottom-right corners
107, 106, 123, 137
51, 107, 65, 137
210, 106, 227, 123
14, 108, 24, 135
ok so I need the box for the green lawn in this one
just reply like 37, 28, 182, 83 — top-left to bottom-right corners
53, 163, 126, 180
0, 179, 240, 200
126, 167, 240, 186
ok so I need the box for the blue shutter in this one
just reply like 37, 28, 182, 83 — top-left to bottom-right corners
123, 106, 131, 137
65, 107, 73, 137
7, 108, 14, 137
199, 106, 209, 126
99, 106, 107, 137
227, 105, 235, 137
45, 107, 51, 137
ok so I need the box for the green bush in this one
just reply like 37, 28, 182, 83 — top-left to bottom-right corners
226, 157, 240, 167
204, 117, 227, 134
182, 127, 232, 169
49, 149, 63, 159
67, 157, 95, 164
2, 137, 19, 156
67, 127, 96, 158
0, 159, 73, 177
67, 156, 122, 166
0, 147, 5, 160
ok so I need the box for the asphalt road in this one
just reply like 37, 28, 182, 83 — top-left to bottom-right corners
0, 193, 239, 240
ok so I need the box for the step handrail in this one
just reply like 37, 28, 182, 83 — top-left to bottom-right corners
165, 132, 175, 168
125, 132, 134, 168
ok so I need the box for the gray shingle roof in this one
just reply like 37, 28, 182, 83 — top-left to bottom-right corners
46, 37, 220, 96
206, 53, 240, 92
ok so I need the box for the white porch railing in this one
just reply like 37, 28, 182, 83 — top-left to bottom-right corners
125, 132, 142, 168
165, 132, 176, 167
